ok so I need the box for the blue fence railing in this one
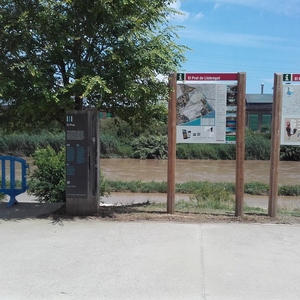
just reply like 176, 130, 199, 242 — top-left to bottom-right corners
0, 156, 29, 208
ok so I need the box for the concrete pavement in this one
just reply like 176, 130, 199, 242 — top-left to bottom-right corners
1, 218, 300, 300
0, 193, 63, 220
1, 193, 300, 299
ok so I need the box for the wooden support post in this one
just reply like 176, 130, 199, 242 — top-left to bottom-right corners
235, 72, 246, 217
167, 73, 177, 214
268, 73, 282, 218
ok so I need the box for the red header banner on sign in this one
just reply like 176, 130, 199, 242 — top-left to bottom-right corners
183, 73, 238, 81
292, 74, 300, 81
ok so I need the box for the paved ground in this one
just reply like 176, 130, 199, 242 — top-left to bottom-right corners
1, 193, 300, 299
1, 217, 300, 300
0, 193, 63, 220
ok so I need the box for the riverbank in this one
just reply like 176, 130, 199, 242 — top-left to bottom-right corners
102, 192, 300, 210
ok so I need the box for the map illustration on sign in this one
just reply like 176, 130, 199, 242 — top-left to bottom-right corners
176, 83, 237, 144
177, 84, 214, 125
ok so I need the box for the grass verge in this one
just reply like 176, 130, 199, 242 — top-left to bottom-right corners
45, 195, 300, 225
106, 180, 300, 196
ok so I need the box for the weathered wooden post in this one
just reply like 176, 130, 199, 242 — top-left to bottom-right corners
235, 72, 246, 217
268, 73, 283, 217
65, 110, 100, 215
167, 73, 177, 214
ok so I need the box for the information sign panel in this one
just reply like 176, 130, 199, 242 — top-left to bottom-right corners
66, 113, 88, 197
281, 85, 300, 145
176, 83, 237, 144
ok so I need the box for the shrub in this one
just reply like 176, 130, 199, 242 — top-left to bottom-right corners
217, 144, 236, 160
100, 118, 135, 139
176, 143, 233, 160
100, 171, 110, 199
176, 144, 216, 159
117, 144, 134, 158
259, 124, 271, 139
100, 134, 121, 157
46, 133, 65, 152
189, 182, 234, 210
28, 146, 109, 202
28, 147, 66, 202
176, 144, 193, 159
245, 134, 270, 160
278, 185, 300, 196
244, 182, 269, 195
0, 194, 5, 201
280, 146, 300, 161
0, 138, 9, 154
132, 135, 167, 159
0, 132, 64, 156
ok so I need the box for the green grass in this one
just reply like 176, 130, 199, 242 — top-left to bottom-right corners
0, 193, 6, 201
106, 180, 300, 196
105, 180, 300, 218
278, 204, 300, 217
106, 198, 300, 223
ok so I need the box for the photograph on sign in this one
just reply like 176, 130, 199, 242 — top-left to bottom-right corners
176, 83, 237, 144
281, 85, 300, 145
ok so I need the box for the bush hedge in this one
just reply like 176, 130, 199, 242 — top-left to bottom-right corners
0, 119, 299, 160
0, 132, 64, 156
28, 147, 66, 202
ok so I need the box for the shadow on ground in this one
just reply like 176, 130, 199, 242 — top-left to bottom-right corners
1, 200, 300, 225
0, 202, 64, 221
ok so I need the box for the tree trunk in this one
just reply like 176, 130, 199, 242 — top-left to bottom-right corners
75, 95, 83, 110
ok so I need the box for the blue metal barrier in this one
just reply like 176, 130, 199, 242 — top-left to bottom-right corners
0, 156, 29, 208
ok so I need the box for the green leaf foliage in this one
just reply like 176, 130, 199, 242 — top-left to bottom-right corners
0, 132, 64, 156
0, 0, 187, 132
132, 135, 168, 159
280, 145, 300, 161
28, 146, 110, 202
189, 183, 235, 210
28, 147, 66, 202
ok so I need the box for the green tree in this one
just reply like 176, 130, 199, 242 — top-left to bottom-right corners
0, 0, 187, 132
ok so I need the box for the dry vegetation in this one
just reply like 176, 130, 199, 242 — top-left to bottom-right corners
46, 203, 300, 225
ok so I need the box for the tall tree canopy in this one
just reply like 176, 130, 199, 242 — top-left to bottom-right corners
0, 0, 187, 132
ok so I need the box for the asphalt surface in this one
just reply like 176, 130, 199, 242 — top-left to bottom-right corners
1, 193, 300, 299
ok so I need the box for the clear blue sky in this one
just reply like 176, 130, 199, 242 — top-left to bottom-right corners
169, 0, 300, 94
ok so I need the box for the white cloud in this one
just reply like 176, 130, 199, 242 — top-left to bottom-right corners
195, 12, 204, 20
214, 3, 222, 10
169, 0, 190, 22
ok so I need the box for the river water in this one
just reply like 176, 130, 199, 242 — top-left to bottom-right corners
100, 158, 300, 185
2, 157, 299, 185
